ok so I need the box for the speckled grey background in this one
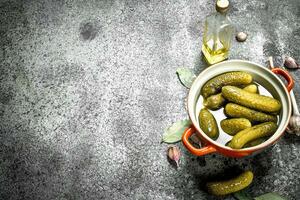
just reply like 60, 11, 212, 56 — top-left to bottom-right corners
0, 0, 299, 199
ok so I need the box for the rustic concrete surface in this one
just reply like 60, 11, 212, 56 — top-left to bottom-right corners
0, 0, 299, 199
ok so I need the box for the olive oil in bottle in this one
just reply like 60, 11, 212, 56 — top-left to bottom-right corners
202, 0, 234, 65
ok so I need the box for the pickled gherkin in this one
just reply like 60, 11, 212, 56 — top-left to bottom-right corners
199, 108, 219, 140
222, 86, 281, 113
202, 72, 253, 98
227, 137, 268, 148
230, 122, 277, 149
204, 86, 258, 110
220, 118, 251, 135
207, 171, 254, 196
225, 103, 277, 123
203, 93, 225, 110
244, 137, 267, 148
243, 84, 258, 93
225, 141, 231, 147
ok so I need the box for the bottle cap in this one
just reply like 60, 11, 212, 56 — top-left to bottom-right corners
216, 0, 229, 13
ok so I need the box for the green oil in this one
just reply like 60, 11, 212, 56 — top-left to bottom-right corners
202, 38, 229, 65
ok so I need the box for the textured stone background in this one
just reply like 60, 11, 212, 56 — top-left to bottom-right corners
0, 0, 299, 199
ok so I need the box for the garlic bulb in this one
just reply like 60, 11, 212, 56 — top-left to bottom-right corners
286, 115, 300, 136
284, 56, 299, 69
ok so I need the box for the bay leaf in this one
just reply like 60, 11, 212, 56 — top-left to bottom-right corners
254, 193, 287, 200
233, 190, 252, 200
176, 68, 196, 88
162, 119, 192, 143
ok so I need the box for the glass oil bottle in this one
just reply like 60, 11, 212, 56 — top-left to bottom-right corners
202, 0, 234, 65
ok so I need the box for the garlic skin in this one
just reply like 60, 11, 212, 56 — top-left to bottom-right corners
284, 56, 299, 69
286, 115, 300, 136
167, 146, 181, 167
190, 133, 202, 148
190, 133, 201, 144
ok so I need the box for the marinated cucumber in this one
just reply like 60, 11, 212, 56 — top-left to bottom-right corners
220, 118, 251, 135
227, 137, 267, 148
207, 171, 254, 196
225, 141, 231, 147
222, 86, 281, 113
203, 93, 225, 110
230, 122, 277, 149
203, 86, 257, 110
202, 72, 253, 98
199, 108, 219, 139
225, 103, 277, 123
244, 137, 267, 148
243, 84, 258, 93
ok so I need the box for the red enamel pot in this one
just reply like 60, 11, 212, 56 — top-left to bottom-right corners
182, 60, 294, 158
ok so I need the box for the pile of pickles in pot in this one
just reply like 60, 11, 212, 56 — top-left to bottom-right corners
199, 71, 282, 149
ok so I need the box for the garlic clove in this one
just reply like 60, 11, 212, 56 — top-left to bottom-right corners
287, 115, 300, 136
167, 146, 181, 167
284, 56, 300, 69
236, 32, 247, 42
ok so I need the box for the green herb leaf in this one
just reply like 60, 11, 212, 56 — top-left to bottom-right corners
162, 119, 192, 143
254, 193, 287, 200
233, 190, 253, 200
176, 68, 196, 88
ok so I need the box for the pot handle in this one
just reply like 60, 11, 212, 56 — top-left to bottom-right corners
271, 68, 294, 92
182, 126, 217, 156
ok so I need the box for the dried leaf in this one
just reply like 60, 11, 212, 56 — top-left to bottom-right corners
162, 119, 192, 143
167, 146, 181, 167
254, 193, 287, 200
176, 68, 196, 88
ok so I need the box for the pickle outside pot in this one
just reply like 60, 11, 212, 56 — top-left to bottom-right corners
182, 60, 294, 158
